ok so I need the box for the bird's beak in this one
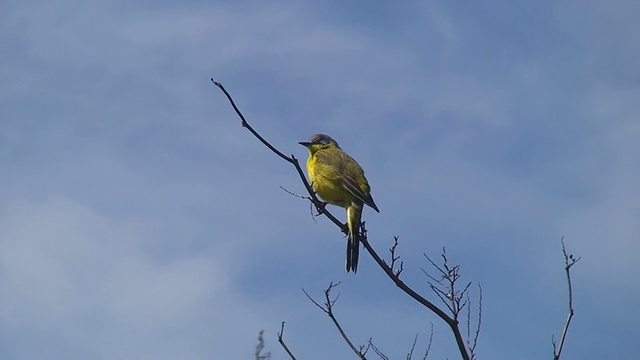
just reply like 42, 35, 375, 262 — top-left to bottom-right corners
298, 141, 311, 147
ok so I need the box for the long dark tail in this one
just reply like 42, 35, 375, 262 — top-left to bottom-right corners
346, 204, 362, 273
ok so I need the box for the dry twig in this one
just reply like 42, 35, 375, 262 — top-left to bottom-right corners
277, 322, 296, 360
552, 237, 581, 360
303, 282, 369, 359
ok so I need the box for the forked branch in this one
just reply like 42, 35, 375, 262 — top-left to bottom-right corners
277, 322, 297, 360
303, 282, 370, 359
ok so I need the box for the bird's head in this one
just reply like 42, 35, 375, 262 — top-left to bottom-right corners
298, 134, 340, 154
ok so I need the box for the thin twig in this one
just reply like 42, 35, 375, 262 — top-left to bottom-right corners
360, 339, 372, 359
368, 339, 388, 360
471, 284, 482, 357
211, 79, 290, 162
466, 293, 471, 351
407, 333, 419, 360
464, 283, 482, 359
553, 237, 581, 360
423, 250, 471, 320
423, 322, 434, 360
277, 322, 297, 360
303, 282, 367, 359
423, 253, 449, 280
278, 185, 308, 200
211, 79, 346, 233
389, 236, 404, 276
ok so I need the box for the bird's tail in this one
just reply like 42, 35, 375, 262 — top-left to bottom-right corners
346, 204, 363, 273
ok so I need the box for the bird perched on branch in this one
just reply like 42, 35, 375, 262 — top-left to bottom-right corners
299, 134, 379, 273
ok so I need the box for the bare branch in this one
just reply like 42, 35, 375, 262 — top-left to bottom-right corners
466, 293, 472, 350
423, 323, 434, 360
472, 284, 482, 357
359, 339, 372, 358
302, 288, 329, 314
304, 282, 367, 359
423, 252, 449, 279
211, 79, 290, 162
213, 80, 472, 360
553, 237, 581, 360
464, 283, 482, 359
211, 79, 346, 233
407, 333, 419, 360
356, 234, 469, 359
368, 339, 388, 360
422, 248, 482, 359
278, 185, 308, 200
427, 281, 455, 314
277, 322, 297, 360
407, 323, 435, 360
423, 249, 474, 321
389, 236, 403, 276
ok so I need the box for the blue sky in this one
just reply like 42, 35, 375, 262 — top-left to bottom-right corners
1, 0, 639, 359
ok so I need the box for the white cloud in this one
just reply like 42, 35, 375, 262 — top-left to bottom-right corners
0, 195, 238, 359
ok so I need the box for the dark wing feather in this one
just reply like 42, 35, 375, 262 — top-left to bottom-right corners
314, 148, 380, 212
340, 175, 379, 212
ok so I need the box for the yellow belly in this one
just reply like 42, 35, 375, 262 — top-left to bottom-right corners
308, 160, 353, 209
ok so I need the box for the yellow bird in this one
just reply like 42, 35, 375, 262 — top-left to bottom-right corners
299, 134, 379, 273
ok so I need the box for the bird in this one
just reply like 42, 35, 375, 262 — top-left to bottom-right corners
299, 134, 379, 273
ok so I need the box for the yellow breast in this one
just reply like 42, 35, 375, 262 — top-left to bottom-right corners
307, 153, 354, 209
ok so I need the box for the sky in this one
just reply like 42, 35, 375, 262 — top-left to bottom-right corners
1, 0, 639, 359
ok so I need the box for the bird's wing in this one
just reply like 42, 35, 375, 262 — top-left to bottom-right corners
340, 174, 378, 211
315, 150, 379, 212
